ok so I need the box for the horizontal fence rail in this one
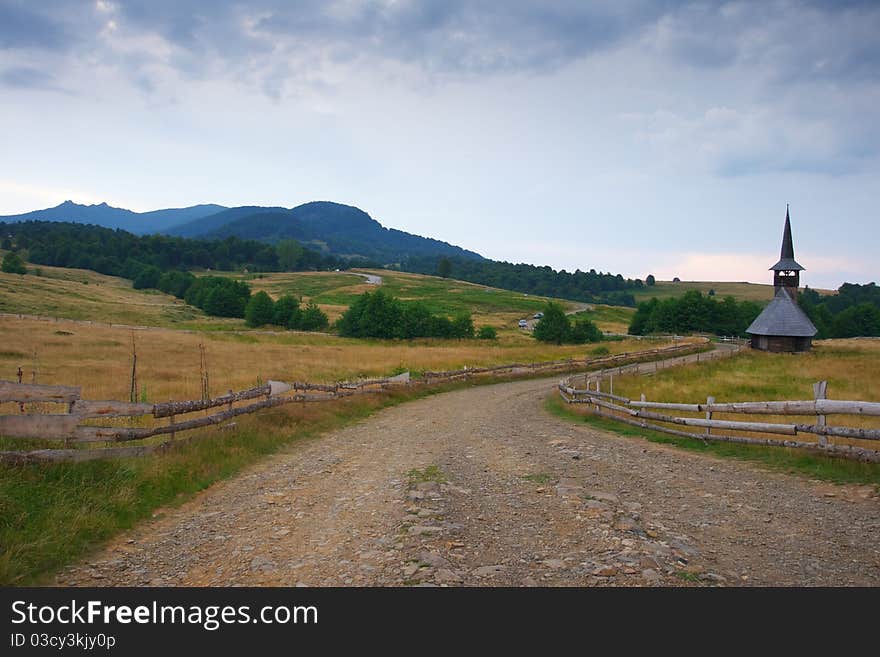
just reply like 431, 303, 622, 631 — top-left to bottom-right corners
558, 372, 880, 462
0, 341, 712, 464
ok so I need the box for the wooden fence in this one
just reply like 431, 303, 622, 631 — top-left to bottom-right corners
558, 373, 880, 462
0, 341, 710, 464
419, 341, 710, 382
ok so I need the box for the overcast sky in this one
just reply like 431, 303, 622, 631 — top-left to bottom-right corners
1, 1, 877, 289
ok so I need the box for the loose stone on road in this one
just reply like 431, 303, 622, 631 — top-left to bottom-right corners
59, 376, 880, 587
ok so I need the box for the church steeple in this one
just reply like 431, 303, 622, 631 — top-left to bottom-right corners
770, 205, 804, 296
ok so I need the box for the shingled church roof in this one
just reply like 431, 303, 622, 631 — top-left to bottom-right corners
746, 287, 817, 337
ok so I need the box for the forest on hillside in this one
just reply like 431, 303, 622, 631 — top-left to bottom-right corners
1, 221, 342, 276
401, 255, 643, 307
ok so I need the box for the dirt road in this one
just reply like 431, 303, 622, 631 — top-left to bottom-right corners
59, 375, 880, 587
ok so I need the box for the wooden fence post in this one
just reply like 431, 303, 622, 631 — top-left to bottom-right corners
814, 380, 828, 447
706, 396, 714, 437
609, 373, 613, 397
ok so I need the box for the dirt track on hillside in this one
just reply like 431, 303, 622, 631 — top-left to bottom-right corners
59, 372, 880, 587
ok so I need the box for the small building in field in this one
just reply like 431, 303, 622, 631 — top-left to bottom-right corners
746, 207, 817, 352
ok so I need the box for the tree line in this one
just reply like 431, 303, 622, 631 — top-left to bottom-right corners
1, 220, 343, 278
628, 291, 762, 337
400, 256, 642, 307
800, 283, 880, 338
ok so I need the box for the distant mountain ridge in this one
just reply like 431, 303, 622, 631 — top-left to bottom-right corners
169, 201, 483, 263
0, 200, 483, 264
0, 201, 227, 234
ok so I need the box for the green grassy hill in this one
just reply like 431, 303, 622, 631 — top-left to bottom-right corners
632, 280, 833, 305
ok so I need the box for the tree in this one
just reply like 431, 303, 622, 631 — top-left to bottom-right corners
276, 239, 304, 271
477, 326, 497, 340
299, 302, 329, 331
132, 265, 162, 290
569, 316, 602, 343
437, 257, 452, 279
244, 291, 275, 327
2, 251, 26, 275
831, 304, 880, 338
336, 290, 472, 339
646, 274, 656, 286
1, 237, 12, 250
533, 302, 570, 345
273, 295, 302, 329
450, 312, 474, 339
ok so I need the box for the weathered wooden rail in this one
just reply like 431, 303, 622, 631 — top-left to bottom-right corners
0, 374, 409, 463
421, 341, 709, 381
558, 373, 880, 462
0, 341, 709, 464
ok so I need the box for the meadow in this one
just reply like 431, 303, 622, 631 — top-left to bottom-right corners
0, 264, 236, 329
230, 268, 579, 332
0, 316, 668, 404
606, 338, 880, 405
1, 263, 631, 337
550, 339, 880, 484
631, 280, 833, 305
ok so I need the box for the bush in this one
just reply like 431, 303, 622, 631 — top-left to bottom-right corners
132, 265, 162, 290
533, 302, 570, 345
477, 326, 497, 340
185, 276, 251, 318
299, 302, 329, 331
2, 251, 26, 275
569, 316, 602, 343
533, 303, 602, 345
336, 290, 474, 339
273, 295, 302, 329
450, 313, 474, 339
157, 270, 196, 298
244, 291, 275, 327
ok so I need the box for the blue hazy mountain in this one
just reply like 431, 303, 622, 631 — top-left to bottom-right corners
2, 200, 483, 263
168, 201, 484, 263
0, 201, 227, 234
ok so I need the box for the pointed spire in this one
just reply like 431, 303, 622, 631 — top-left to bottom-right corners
770, 205, 804, 271
780, 204, 794, 260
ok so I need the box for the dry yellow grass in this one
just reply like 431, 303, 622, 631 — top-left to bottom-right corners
0, 316, 679, 404
0, 264, 236, 329
596, 339, 880, 449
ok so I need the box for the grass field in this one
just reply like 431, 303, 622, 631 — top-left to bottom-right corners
0, 263, 237, 330
551, 338, 880, 481
570, 305, 636, 334
608, 339, 880, 406
631, 280, 834, 305
2, 261, 615, 335
230, 268, 577, 333
0, 316, 676, 403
